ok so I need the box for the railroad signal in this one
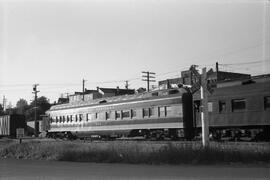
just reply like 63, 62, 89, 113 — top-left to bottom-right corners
189, 65, 214, 94
188, 65, 212, 147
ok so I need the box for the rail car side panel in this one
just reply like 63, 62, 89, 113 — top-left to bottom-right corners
50, 117, 183, 132
47, 95, 185, 136
195, 81, 270, 128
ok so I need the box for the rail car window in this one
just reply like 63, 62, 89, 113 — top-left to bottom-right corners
86, 113, 95, 121
106, 111, 113, 120
219, 101, 226, 113
166, 106, 172, 116
62, 116, 65, 122
159, 107, 165, 117
149, 107, 155, 117
131, 109, 136, 118
122, 110, 130, 118
231, 99, 246, 112
143, 108, 149, 118
168, 89, 179, 95
193, 100, 201, 113
106, 112, 109, 120
208, 102, 213, 112
152, 92, 158, 96
115, 111, 121, 119
67, 116, 69, 122
79, 114, 83, 121
159, 91, 168, 96
95, 113, 98, 119
59, 116, 62, 123
75, 115, 78, 122
56, 117, 58, 123
264, 96, 270, 110
70, 115, 73, 122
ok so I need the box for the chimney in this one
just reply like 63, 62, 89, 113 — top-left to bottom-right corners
216, 62, 219, 73
216, 62, 219, 81
166, 79, 171, 89
116, 86, 119, 95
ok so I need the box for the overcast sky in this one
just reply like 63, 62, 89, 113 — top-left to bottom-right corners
0, 0, 270, 106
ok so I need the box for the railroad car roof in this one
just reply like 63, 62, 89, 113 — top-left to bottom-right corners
213, 80, 270, 97
193, 79, 270, 100
48, 88, 187, 112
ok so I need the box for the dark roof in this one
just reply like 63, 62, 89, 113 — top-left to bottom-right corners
57, 97, 69, 104
252, 74, 270, 79
215, 71, 250, 81
217, 73, 270, 85
158, 78, 182, 86
99, 88, 135, 95
72, 92, 83, 95
69, 89, 99, 96
85, 89, 98, 94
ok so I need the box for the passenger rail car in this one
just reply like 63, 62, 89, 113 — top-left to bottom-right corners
46, 88, 194, 140
194, 80, 270, 141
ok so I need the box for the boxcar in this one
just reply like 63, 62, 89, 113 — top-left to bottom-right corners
0, 115, 26, 138
46, 88, 194, 140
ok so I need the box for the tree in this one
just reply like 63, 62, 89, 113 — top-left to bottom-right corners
136, 87, 146, 93
25, 96, 51, 121
0, 104, 4, 115
16, 98, 29, 115
5, 102, 17, 115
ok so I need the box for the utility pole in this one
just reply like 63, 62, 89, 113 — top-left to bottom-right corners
142, 71, 156, 92
200, 68, 209, 147
3, 95, 6, 111
82, 79, 86, 101
32, 84, 39, 137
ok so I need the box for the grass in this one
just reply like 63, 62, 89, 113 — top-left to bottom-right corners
1, 140, 270, 165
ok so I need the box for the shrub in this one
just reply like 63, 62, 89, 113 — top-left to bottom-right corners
1, 140, 270, 165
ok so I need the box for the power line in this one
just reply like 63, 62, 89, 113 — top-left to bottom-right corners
1, 59, 269, 91
155, 41, 270, 72
85, 77, 141, 85
1, 40, 269, 89
0, 83, 81, 88
219, 59, 270, 66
